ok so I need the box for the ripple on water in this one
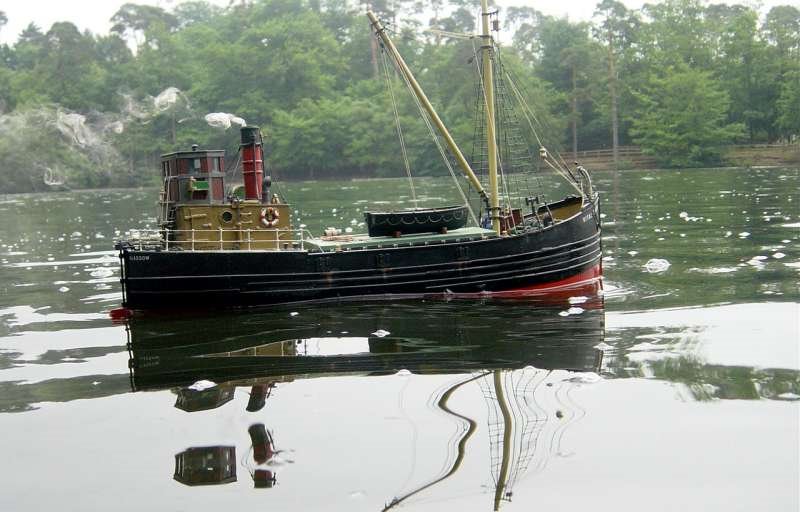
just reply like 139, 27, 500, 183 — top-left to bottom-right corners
688, 266, 739, 274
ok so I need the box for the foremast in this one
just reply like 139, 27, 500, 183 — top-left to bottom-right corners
367, 10, 501, 235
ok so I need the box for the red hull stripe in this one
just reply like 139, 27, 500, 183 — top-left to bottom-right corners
475, 264, 603, 298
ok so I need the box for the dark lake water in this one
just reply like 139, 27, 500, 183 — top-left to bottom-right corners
0, 167, 798, 511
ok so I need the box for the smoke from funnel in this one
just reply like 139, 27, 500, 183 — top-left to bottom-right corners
205, 112, 247, 130
154, 87, 190, 112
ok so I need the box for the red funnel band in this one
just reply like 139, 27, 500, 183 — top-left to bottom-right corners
242, 144, 263, 201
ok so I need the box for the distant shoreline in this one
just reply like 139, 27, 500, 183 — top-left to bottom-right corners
2, 160, 799, 197
570, 144, 800, 171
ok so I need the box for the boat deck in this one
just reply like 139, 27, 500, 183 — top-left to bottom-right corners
304, 227, 498, 253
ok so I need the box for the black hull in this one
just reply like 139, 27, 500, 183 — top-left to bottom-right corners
118, 197, 601, 309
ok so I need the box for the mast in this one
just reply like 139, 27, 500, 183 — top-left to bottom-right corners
480, 0, 501, 234
366, 11, 489, 206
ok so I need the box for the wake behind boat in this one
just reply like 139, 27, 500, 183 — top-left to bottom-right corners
115, 1, 601, 310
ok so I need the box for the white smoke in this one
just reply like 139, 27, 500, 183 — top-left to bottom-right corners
120, 87, 246, 134
121, 93, 152, 122
0, 106, 125, 189
56, 111, 95, 147
204, 112, 247, 130
106, 121, 125, 135
42, 166, 66, 186
154, 86, 190, 112
119, 86, 193, 130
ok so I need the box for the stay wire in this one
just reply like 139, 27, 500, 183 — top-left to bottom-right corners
503, 66, 580, 184
493, 47, 549, 206
385, 43, 479, 226
504, 73, 579, 191
381, 46, 419, 209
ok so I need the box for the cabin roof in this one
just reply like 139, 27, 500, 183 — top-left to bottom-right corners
161, 149, 226, 159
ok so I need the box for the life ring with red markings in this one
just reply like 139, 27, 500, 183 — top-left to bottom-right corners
260, 207, 280, 228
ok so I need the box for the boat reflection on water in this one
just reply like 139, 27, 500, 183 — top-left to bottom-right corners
127, 283, 606, 390
127, 285, 606, 504
173, 446, 237, 487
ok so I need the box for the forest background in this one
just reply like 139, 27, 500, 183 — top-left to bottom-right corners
0, 0, 798, 193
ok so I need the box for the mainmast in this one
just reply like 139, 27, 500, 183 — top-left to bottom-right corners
480, 0, 501, 234
492, 370, 513, 511
366, 11, 491, 217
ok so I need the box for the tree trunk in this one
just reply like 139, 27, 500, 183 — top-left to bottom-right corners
607, 32, 619, 170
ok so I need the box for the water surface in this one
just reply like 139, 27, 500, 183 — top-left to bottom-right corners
0, 167, 797, 511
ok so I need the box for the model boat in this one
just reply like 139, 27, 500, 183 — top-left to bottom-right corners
115, 2, 601, 310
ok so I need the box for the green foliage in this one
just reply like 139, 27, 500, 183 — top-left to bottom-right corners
776, 70, 800, 136
638, 0, 712, 68
0, 107, 128, 193
764, 5, 800, 61
1, 0, 800, 194
630, 65, 745, 167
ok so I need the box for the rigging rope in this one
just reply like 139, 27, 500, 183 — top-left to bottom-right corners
385, 44, 480, 227
503, 73, 583, 195
381, 48, 418, 209
470, 38, 513, 214
502, 67, 581, 184
493, 45, 550, 210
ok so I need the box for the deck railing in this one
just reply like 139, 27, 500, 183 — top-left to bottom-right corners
123, 227, 321, 252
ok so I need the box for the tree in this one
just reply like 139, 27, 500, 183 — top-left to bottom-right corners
593, 0, 639, 167
637, 0, 712, 69
173, 1, 222, 28
110, 3, 178, 49
710, 7, 773, 141
12, 23, 46, 69
631, 64, 744, 167
776, 70, 800, 139
431, 5, 475, 35
763, 6, 800, 140
191, 10, 345, 124
37, 22, 111, 110
536, 17, 603, 156
764, 6, 800, 65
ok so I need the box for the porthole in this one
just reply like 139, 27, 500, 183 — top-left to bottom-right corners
220, 210, 234, 224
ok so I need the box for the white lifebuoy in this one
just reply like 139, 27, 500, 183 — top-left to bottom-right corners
260, 207, 280, 228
